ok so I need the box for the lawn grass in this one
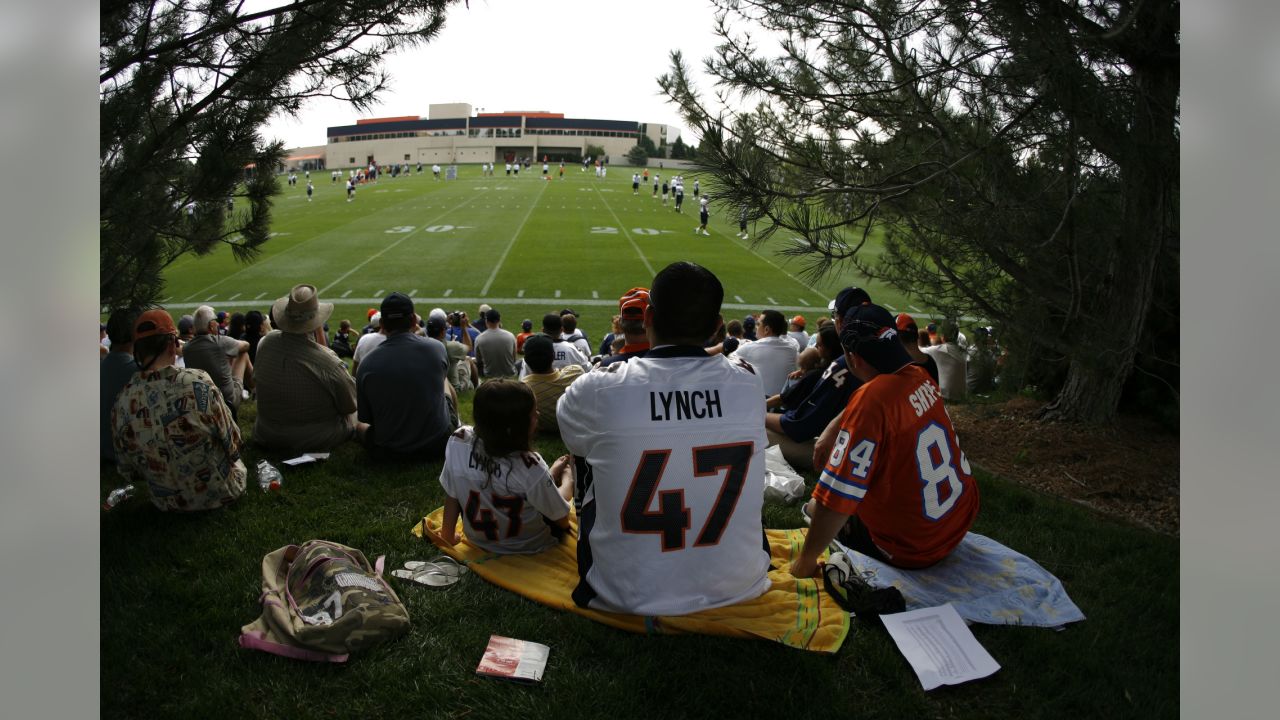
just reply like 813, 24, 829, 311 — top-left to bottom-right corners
100, 390, 1177, 719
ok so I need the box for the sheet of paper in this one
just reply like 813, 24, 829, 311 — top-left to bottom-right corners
281, 454, 318, 466
880, 603, 1000, 690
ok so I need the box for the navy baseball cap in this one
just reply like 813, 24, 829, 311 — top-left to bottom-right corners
380, 292, 414, 321
839, 303, 912, 374
832, 286, 872, 319
521, 319, 533, 331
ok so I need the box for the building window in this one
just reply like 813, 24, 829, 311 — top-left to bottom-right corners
349, 157, 355, 164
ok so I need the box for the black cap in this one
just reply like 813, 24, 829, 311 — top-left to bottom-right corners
523, 334, 554, 372
560, 308, 578, 317
521, 319, 533, 331
380, 292, 414, 321
839, 303, 913, 374
426, 316, 446, 335
485, 308, 501, 324
833, 286, 872, 319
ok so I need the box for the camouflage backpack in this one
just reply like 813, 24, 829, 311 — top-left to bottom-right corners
239, 540, 410, 662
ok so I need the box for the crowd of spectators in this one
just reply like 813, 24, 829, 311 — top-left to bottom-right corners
101, 268, 999, 617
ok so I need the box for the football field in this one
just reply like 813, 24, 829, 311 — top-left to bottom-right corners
159, 165, 930, 338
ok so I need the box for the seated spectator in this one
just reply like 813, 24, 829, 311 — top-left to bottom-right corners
215, 311, 230, 335
439, 380, 574, 554
111, 310, 247, 511
99, 322, 110, 358
561, 307, 589, 347
328, 319, 355, 359
253, 285, 366, 453
447, 310, 480, 355
966, 327, 998, 394
242, 310, 268, 364
922, 321, 968, 400
598, 287, 651, 367
227, 312, 246, 342
426, 315, 477, 393
474, 308, 518, 379
472, 303, 492, 334
101, 308, 139, 463
183, 304, 253, 413
560, 311, 591, 359
792, 303, 978, 575
516, 319, 535, 355
770, 326, 842, 413
787, 315, 810, 348
357, 293, 458, 462
351, 312, 386, 375
597, 314, 622, 358
557, 261, 770, 615
763, 287, 871, 471
519, 313, 589, 377
714, 318, 745, 355
522, 334, 584, 433
742, 314, 758, 341
361, 308, 378, 335
729, 309, 799, 396
896, 313, 940, 383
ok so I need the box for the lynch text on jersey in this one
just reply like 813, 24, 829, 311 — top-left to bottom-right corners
649, 389, 723, 421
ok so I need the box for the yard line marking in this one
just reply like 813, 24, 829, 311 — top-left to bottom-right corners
480, 180, 549, 296
555, 290, 561, 298
320, 192, 482, 296
517, 289, 525, 298
799, 298, 810, 306
255, 292, 267, 300
341, 290, 351, 298
592, 290, 599, 299
590, 185, 655, 277
443, 289, 453, 297
205, 294, 217, 301
375, 289, 385, 297
184, 292, 198, 301
723, 234, 829, 305
767, 296, 777, 305
409, 289, 418, 297
909, 304, 923, 313
885, 304, 898, 313
734, 295, 745, 303
228, 293, 241, 301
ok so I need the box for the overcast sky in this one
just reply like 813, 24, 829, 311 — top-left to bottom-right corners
261, 0, 738, 150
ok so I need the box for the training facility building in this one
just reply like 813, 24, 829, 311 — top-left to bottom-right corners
300, 103, 677, 170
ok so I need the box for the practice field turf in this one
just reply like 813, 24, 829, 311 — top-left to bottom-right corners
156, 165, 930, 336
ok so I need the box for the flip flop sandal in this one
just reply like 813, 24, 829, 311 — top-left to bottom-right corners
391, 567, 462, 588
402, 556, 467, 576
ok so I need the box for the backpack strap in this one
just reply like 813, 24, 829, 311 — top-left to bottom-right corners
238, 630, 349, 663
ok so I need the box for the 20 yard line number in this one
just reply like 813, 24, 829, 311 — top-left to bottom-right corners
590, 226, 662, 236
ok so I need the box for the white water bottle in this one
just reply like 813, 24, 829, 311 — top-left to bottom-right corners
256, 460, 282, 492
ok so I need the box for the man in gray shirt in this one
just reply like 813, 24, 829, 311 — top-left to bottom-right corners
182, 304, 252, 412
473, 308, 518, 379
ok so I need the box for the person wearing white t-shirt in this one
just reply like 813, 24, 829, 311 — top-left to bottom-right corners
557, 261, 771, 616
439, 381, 573, 555
729, 309, 800, 396
922, 321, 967, 400
350, 313, 386, 375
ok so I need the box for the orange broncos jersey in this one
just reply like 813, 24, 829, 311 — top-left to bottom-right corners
815, 364, 978, 568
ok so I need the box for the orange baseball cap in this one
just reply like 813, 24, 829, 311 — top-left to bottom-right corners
895, 312, 917, 332
791, 315, 806, 328
619, 287, 650, 319
133, 309, 178, 340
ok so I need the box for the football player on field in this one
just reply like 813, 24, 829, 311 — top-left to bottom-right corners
557, 262, 771, 616
790, 303, 979, 577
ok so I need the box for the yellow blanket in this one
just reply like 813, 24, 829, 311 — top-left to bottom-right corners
411, 507, 849, 653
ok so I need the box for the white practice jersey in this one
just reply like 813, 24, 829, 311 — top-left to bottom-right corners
518, 339, 590, 378
557, 345, 771, 616
438, 427, 570, 555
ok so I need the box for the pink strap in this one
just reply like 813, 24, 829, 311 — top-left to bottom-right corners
374, 555, 385, 577
238, 631, 349, 663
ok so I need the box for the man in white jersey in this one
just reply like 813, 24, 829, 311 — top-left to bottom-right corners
557, 261, 772, 616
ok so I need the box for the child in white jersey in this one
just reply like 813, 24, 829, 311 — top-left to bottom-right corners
439, 380, 573, 554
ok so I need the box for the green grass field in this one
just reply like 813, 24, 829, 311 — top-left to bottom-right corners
101, 165, 1177, 718
156, 164, 928, 338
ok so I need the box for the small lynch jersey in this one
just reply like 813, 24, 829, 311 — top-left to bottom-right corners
557, 345, 771, 616
816, 364, 979, 568
438, 427, 570, 555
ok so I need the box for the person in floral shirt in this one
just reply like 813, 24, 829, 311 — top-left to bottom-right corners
111, 309, 246, 511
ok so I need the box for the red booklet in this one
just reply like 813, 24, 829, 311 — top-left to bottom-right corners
475, 635, 550, 683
